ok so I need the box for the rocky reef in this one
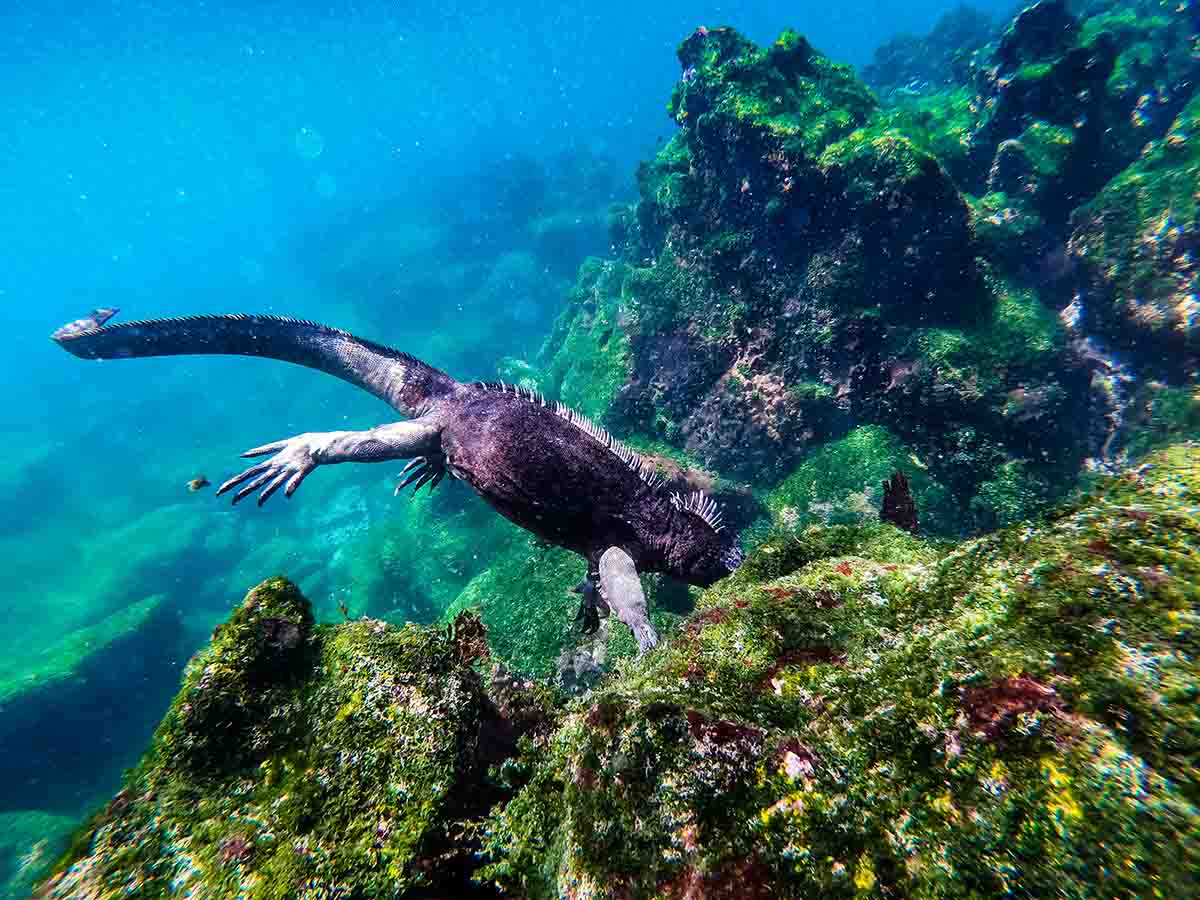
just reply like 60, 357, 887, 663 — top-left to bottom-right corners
36, 443, 1200, 898
21, 6, 1200, 897
536, 1, 1200, 535
35, 578, 557, 899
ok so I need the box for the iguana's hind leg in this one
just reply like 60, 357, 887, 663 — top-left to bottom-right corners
217, 419, 442, 506
599, 547, 658, 653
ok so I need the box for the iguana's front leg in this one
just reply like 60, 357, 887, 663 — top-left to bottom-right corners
217, 419, 441, 506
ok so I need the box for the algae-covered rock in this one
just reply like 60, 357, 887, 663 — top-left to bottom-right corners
479, 444, 1200, 897
38, 578, 548, 900
1068, 91, 1200, 376
537, 21, 1100, 527
862, 4, 996, 101
445, 539, 691, 681
36, 447, 1200, 898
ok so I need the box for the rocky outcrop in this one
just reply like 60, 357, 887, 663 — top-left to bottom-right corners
37, 579, 555, 900
480, 443, 1200, 898
39, 445, 1200, 898
1068, 93, 1200, 377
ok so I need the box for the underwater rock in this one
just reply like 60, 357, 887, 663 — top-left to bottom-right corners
479, 443, 1200, 897
973, 0, 1197, 223
38, 578, 554, 900
540, 22, 1108, 527
1068, 91, 1200, 377
37, 446, 1200, 897
862, 4, 996, 100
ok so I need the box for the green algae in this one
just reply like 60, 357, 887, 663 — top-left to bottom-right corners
479, 444, 1200, 897
39, 578, 511, 900
0, 594, 165, 706
445, 538, 687, 678
540, 258, 633, 420
446, 542, 586, 677
764, 425, 957, 535
36, 447, 1200, 899
1121, 383, 1200, 460
335, 483, 513, 623
1068, 91, 1200, 359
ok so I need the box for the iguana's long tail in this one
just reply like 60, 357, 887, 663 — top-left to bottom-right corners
52, 312, 458, 417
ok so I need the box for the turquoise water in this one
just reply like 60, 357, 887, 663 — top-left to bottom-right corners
0, 0, 1150, 895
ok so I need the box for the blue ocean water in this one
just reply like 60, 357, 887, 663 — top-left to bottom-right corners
1, 0, 1024, 893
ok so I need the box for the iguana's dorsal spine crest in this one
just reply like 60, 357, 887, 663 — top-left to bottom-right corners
472, 380, 731, 505
669, 490, 725, 532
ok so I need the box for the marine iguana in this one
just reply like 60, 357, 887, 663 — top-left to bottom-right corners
52, 312, 744, 651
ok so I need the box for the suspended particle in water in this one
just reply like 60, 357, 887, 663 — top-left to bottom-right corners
295, 127, 325, 160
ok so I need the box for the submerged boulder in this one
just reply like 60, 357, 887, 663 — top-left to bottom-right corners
40, 445, 1200, 899
538, 22, 1104, 530
479, 444, 1200, 897
38, 578, 554, 900
1068, 92, 1200, 377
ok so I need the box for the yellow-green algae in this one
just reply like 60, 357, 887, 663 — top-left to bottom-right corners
479, 444, 1200, 898
540, 258, 633, 421
38, 578, 540, 900
37, 447, 1200, 898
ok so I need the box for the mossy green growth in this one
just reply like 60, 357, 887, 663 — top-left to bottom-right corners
1075, 92, 1200, 247
479, 444, 1200, 898
1069, 92, 1200, 352
765, 425, 958, 535
446, 542, 585, 677
1017, 120, 1075, 177
969, 459, 1053, 531
903, 274, 1067, 419
967, 191, 1045, 264
336, 484, 513, 622
539, 258, 632, 421
39, 578, 504, 900
878, 87, 979, 179
1121, 382, 1200, 460
669, 27, 876, 159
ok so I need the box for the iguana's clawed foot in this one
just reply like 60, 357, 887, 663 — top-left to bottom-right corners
217, 435, 321, 506
394, 454, 447, 496
571, 578, 608, 636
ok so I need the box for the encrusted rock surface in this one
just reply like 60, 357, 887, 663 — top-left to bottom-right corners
38, 445, 1200, 899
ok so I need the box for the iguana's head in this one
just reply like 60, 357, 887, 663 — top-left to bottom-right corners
666, 491, 743, 587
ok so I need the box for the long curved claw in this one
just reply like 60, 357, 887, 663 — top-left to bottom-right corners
410, 468, 436, 493
572, 578, 607, 636
216, 462, 270, 497
394, 464, 428, 494
284, 469, 308, 497
257, 471, 289, 506
241, 439, 289, 458
233, 471, 274, 504
399, 456, 426, 477
219, 434, 320, 507
393, 454, 448, 496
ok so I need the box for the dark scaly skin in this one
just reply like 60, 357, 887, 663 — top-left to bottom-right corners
54, 313, 743, 645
